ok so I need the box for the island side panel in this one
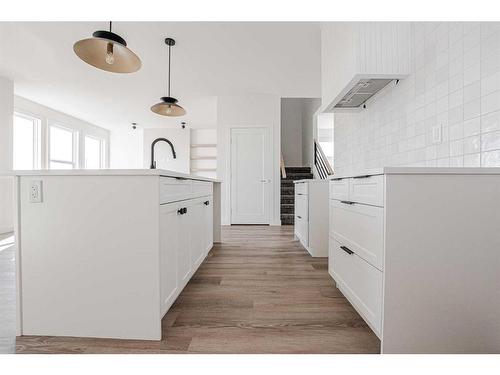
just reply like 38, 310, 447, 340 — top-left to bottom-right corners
213, 182, 222, 243
382, 173, 500, 353
18, 175, 162, 340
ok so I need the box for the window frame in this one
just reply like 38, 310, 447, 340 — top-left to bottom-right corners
84, 134, 106, 169
48, 122, 79, 170
12, 111, 42, 170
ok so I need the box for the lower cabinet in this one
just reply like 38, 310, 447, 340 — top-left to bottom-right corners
159, 195, 214, 317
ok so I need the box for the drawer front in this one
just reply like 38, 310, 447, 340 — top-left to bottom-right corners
192, 180, 213, 197
160, 177, 192, 204
329, 178, 349, 201
295, 214, 309, 247
295, 193, 308, 221
349, 175, 384, 207
330, 238, 383, 336
295, 182, 308, 195
330, 199, 384, 270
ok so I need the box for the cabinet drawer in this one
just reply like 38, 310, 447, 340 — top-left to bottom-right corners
192, 180, 213, 197
295, 193, 308, 221
329, 178, 349, 201
295, 214, 309, 247
330, 199, 384, 270
349, 174, 384, 207
160, 177, 192, 204
329, 238, 383, 337
295, 182, 308, 195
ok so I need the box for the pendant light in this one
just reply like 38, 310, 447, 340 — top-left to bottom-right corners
73, 21, 141, 73
151, 38, 186, 117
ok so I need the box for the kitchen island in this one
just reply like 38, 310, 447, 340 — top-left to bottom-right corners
13, 169, 221, 340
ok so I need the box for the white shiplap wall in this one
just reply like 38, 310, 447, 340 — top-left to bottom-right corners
334, 22, 500, 175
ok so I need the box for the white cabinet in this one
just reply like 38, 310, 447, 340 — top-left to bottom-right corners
159, 203, 180, 317
294, 180, 328, 257
329, 168, 500, 354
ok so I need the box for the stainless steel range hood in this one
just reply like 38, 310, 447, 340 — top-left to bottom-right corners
334, 78, 394, 109
324, 74, 407, 113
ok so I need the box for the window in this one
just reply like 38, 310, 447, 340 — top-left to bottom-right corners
84, 135, 104, 169
13, 113, 40, 170
49, 124, 77, 169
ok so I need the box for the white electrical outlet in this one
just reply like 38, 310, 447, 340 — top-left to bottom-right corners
432, 125, 442, 144
30, 180, 43, 203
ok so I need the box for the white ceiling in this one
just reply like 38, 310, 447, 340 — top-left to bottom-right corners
0, 22, 321, 131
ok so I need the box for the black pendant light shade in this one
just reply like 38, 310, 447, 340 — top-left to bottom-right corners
151, 38, 186, 117
73, 22, 141, 73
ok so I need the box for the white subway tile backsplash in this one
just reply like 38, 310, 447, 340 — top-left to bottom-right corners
481, 71, 500, 97
334, 22, 500, 175
463, 98, 481, 120
463, 135, 480, 154
463, 62, 480, 86
464, 117, 480, 136
481, 130, 500, 151
464, 153, 481, 167
481, 110, 500, 133
481, 90, 500, 115
481, 150, 500, 166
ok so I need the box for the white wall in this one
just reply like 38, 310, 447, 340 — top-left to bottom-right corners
110, 129, 144, 169
217, 94, 281, 225
142, 128, 190, 173
281, 99, 304, 166
281, 98, 321, 167
301, 98, 321, 167
330, 22, 500, 175
0, 77, 14, 234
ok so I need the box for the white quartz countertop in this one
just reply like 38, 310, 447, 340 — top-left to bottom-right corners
7, 169, 221, 183
329, 167, 500, 179
293, 179, 328, 183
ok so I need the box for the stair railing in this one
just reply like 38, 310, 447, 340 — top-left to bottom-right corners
314, 139, 334, 179
280, 153, 287, 179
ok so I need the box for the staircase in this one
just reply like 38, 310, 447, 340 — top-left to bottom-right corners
280, 166, 313, 225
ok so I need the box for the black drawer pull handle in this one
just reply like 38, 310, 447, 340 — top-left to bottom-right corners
297, 215, 302, 219
340, 200, 355, 205
204, 200, 210, 205
177, 207, 188, 215
340, 245, 354, 255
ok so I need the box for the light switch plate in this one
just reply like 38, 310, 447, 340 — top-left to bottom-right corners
30, 180, 43, 203
432, 125, 442, 143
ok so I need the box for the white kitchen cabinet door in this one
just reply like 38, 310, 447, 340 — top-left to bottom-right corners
204, 198, 214, 254
189, 199, 206, 271
177, 202, 192, 288
159, 203, 180, 317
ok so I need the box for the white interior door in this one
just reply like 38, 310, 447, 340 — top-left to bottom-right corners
230, 127, 270, 224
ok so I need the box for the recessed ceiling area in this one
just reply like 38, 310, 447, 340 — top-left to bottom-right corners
0, 22, 321, 131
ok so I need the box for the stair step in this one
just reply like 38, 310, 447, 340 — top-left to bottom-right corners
281, 187, 294, 195
280, 213, 295, 225
280, 180, 295, 186
281, 195, 294, 204
280, 204, 294, 214
284, 173, 314, 181
285, 167, 311, 174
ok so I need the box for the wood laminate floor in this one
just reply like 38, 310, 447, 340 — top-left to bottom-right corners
14, 225, 380, 354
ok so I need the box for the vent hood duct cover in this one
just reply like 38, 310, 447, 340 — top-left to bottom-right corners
334, 78, 394, 109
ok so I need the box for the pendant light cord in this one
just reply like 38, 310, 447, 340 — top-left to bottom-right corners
167, 44, 171, 97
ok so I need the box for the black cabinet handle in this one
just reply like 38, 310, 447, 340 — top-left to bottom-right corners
178, 207, 188, 215
340, 245, 354, 255
297, 215, 302, 219
183, 207, 188, 214
204, 200, 210, 206
177, 208, 183, 215
340, 200, 355, 205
